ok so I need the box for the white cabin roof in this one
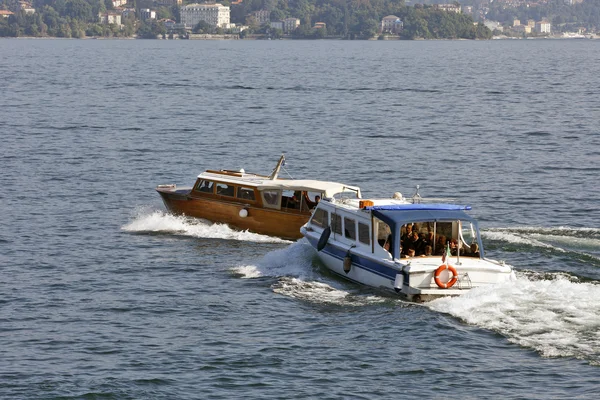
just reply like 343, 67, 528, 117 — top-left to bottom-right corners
198, 172, 361, 198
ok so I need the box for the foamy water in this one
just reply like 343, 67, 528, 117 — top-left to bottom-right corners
482, 226, 600, 262
427, 274, 600, 365
122, 211, 600, 361
121, 208, 290, 244
237, 230, 600, 363
233, 240, 388, 306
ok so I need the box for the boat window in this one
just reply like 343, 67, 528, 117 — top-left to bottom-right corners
195, 179, 214, 193
261, 190, 280, 209
333, 190, 360, 200
237, 187, 256, 201
460, 221, 480, 257
311, 208, 329, 228
376, 219, 391, 248
282, 190, 301, 210
332, 214, 342, 235
216, 183, 235, 197
358, 222, 370, 245
305, 191, 323, 210
344, 218, 356, 240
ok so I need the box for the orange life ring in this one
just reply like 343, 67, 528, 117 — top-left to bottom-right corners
434, 264, 458, 289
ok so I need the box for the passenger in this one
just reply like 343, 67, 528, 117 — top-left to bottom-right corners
422, 245, 433, 257
470, 243, 480, 257
383, 234, 392, 252
407, 230, 422, 254
435, 235, 446, 255
450, 239, 459, 256
383, 240, 391, 252
286, 192, 300, 209
402, 224, 413, 243
425, 232, 434, 248
315, 195, 321, 203
407, 249, 415, 257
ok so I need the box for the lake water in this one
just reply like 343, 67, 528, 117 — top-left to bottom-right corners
1, 38, 600, 399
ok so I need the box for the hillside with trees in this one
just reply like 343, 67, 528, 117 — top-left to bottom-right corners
1, 0, 496, 39
485, 0, 600, 33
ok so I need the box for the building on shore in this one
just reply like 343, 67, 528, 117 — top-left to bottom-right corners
98, 11, 122, 26
381, 15, 403, 33
140, 8, 156, 21
250, 10, 270, 25
181, 3, 230, 29
535, 19, 551, 34
282, 18, 300, 33
434, 4, 461, 13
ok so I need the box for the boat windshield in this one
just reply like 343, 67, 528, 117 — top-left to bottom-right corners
399, 220, 480, 258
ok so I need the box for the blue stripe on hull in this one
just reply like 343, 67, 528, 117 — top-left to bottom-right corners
305, 235, 409, 286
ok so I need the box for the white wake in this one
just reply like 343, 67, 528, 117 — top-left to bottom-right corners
121, 209, 290, 243
427, 273, 600, 364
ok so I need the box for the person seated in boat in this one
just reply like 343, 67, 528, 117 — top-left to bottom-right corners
424, 232, 434, 248
406, 231, 423, 255
434, 235, 447, 255
449, 239, 459, 256
470, 243, 480, 257
423, 245, 433, 257
401, 224, 413, 244
284, 192, 301, 210
382, 234, 392, 254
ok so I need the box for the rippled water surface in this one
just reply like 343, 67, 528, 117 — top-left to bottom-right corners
1, 39, 600, 399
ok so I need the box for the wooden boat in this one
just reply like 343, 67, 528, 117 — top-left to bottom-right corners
156, 155, 361, 240
300, 191, 515, 302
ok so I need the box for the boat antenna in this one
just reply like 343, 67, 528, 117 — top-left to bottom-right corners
268, 154, 285, 180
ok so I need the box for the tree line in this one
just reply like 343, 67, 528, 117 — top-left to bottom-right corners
1, 0, 491, 39
486, 0, 600, 32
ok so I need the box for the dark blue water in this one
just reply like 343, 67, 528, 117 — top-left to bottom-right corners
1, 38, 600, 399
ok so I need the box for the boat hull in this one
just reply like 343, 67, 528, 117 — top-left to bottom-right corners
158, 189, 308, 240
302, 227, 515, 302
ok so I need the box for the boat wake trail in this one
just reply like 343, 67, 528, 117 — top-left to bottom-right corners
482, 226, 600, 261
121, 208, 289, 243
233, 240, 387, 307
427, 272, 600, 365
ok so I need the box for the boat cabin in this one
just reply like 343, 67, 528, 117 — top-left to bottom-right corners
190, 170, 361, 214
309, 200, 484, 260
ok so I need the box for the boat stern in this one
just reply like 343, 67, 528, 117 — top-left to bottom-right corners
398, 258, 515, 302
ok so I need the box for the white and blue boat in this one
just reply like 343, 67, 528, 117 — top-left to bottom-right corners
300, 193, 515, 302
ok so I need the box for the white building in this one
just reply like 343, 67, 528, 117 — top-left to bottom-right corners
140, 8, 156, 21
181, 3, 230, 29
98, 11, 122, 25
483, 20, 503, 33
270, 21, 284, 31
535, 20, 551, 33
251, 10, 270, 25
434, 4, 461, 13
282, 18, 300, 33
381, 15, 403, 33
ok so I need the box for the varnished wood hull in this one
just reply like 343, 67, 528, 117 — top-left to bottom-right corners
157, 189, 309, 240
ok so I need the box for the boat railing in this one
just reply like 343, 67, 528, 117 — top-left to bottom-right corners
409, 185, 456, 204
410, 196, 457, 204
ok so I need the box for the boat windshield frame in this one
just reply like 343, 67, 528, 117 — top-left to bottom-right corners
370, 207, 484, 260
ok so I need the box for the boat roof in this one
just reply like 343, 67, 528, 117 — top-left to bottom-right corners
198, 171, 361, 198
367, 204, 475, 226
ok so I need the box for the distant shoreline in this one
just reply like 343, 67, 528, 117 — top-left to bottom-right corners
2, 34, 598, 40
